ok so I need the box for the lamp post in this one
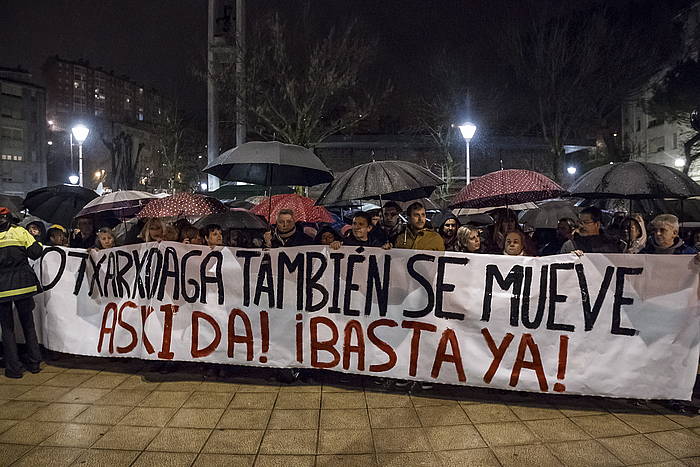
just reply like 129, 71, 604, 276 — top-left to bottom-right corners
71, 124, 90, 187
458, 122, 477, 185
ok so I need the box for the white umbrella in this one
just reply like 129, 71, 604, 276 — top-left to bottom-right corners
76, 190, 157, 219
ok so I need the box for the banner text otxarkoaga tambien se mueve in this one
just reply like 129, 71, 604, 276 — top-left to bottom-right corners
33, 243, 700, 400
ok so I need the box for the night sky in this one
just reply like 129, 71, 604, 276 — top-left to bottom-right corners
0, 0, 691, 127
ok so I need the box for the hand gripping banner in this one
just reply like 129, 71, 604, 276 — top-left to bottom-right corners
32, 243, 700, 400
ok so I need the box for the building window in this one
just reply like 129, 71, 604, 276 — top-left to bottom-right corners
1, 127, 23, 141
649, 136, 665, 153
1, 154, 23, 161
0, 83, 22, 97
137, 107, 144, 121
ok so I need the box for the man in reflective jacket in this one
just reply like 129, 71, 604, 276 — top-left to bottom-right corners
0, 207, 43, 378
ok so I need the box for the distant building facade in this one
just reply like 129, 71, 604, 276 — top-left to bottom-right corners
0, 67, 47, 196
622, 2, 700, 182
42, 56, 167, 189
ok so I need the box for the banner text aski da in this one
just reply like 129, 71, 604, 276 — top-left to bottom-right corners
42, 247, 644, 335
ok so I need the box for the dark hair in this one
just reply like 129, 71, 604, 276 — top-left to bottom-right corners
314, 226, 341, 244
179, 225, 200, 242
580, 207, 603, 223
202, 224, 222, 237
95, 227, 116, 249
277, 208, 294, 218
352, 211, 373, 225
406, 202, 425, 217
382, 201, 402, 212
558, 218, 577, 230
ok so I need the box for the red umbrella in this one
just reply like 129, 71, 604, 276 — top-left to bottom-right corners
136, 192, 227, 218
251, 194, 334, 223
449, 169, 565, 210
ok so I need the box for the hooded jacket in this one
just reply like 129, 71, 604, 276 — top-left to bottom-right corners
0, 224, 43, 302
430, 211, 460, 251
640, 236, 698, 255
394, 225, 445, 251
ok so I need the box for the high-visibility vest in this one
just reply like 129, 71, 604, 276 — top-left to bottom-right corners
0, 225, 42, 302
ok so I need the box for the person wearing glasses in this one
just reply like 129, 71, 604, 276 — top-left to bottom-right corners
560, 207, 621, 254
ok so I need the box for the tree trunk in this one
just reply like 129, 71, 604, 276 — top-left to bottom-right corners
683, 132, 700, 175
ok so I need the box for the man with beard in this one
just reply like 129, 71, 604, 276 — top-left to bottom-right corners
394, 202, 445, 251
431, 212, 461, 251
0, 207, 43, 378
263, 209, 313, 248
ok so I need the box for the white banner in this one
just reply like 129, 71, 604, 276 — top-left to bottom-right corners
30, 242, 700, 400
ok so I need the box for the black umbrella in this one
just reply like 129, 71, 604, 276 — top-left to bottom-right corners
193, 209, 267, 230
23, 184, 98, 227
203, 141, 334, 186
0, 194, 24, 213
315, 160, 444, 205
568, 161, 700, 199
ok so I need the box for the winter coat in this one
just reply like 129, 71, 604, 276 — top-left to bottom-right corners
394, 226, 445, 251
0, 225, 43, 303
640, 237, 698, 255
560, 234, 622, 254
430, 211, 461, 251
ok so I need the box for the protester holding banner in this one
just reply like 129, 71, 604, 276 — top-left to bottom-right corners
431, 211, 461, 251
263, 209, 313, 248
331, 212, 391, 249
620, 214, 647, 254
456, 225, 483, 253
393, 202, 444, 251
139, 218, 165, 243
70, 217, 96, 249
95, 227, 116, 250
45, 224, 68, 247
378, 201, 404, 244
203, 224, 224, 247
179, 225, 204, 245
641, 214, 698, 255
0, 207, 43, 378
503, 230, 534, 256
560, 207, 621, 254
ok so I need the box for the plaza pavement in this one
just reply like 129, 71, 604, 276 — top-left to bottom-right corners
0, 355, 698, 466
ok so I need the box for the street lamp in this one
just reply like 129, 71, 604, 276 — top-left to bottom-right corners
200, 182, 208, 191
458, 122, 477, 185
71, 124, 90, 187
68, 175, 79, 185
567, 166, 577, 175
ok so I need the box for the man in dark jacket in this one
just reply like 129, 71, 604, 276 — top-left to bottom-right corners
0, 207, 43, 378
263, 209, 313, 248
431, 211, 461, 251
560, 207, 621, 254
70, 217, 96, 249
331, 212, 391, 249
641, 214, 699, 255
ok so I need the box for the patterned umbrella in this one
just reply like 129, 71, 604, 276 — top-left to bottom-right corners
76, 190, 157, 219
449, 169, 565, 209
136, 192, 227, 218
251, 194, 334, 223
23, 184, 98, 227
193, 209, 267, 230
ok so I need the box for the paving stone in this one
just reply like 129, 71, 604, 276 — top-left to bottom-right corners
278, 384, 322, 393
368, 407, 421, 428
146, 427, 212, 452
0, 420, 64, 445
139, 390, 191, 408
15, 385, 71, 403
463, 403, 519, 423
424, 424, 486, 450
274, 392, 321, 409
436, 448, 501, 466
0, 400, 47, 419
475, 421, 539, 447
316, 454, 378, 467
28, 403, 89, 422
202, 429, 263, 454
259, 429, 318, 455
409, 395, 459, 407
525, 418, 591, 442
11, 446, 84, 467
364, 392, 412, 408
235, 383, 280, 393
598, 434, 676, 465
646, 429, 700, 458
254, 454, 315, 466
570, 414, 638, 438
372, 427, 431, 452
375, 451, 440, 466
229, 392, 277, 409
40, 422, 108, 447
167, 407, 224, 429
93, 389, 151, 406
217, 409, 270, 429
92, 425, 161, 450
118, 407, 177, 427
321, 392, 366, 409
71, 405, 133, 425
114, 375, 160, 391
0, 420, 17, 435
614, 413, 684, 433
193, 453, 254, 466
156, 380, 203, 392
0, 385, 33, 399
320, 408, 370, 429
492, 444, 563, 467
317, 429, 374, 454
664, 414, 700, 429
681, 457, 700, 466
72, 448, 140, 466
79, 374, 129, 389
183, 391, 233, 408
132, 451, 198, 467
197, 381, 240, 393
547, 439, 623, 466
267, 409, 319, 430
56, 387, 111, 404
0, 372, 55, 385
415, 404, 470, 426
508, 404, 566, 421
0, 443, 32, 465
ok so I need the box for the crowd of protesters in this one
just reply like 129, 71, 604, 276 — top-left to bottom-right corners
1, 199, 699, 381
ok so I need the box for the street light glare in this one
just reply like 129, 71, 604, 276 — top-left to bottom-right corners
674, 158, 685, 167
458, 122, 477, 140
68, 175, 79, 185
71, 124, 90, 143
567, 166, 577, 175
200, 182, 208, 191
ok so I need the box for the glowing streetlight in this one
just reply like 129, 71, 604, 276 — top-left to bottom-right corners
457, 122, 477, 184
71, 124, 90, 187
567, 166, 577, 175
674, 158, 685, 167
200, 182, 208, 191
68, 175, 79, 185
